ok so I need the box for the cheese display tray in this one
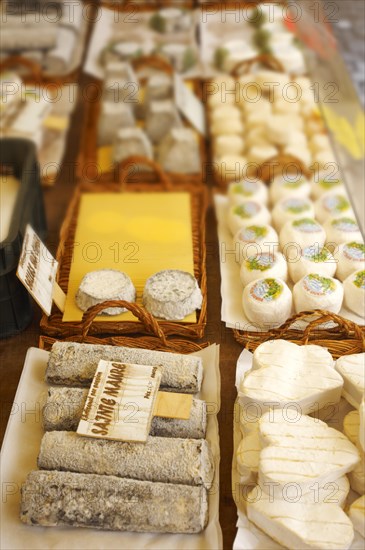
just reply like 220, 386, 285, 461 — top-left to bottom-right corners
231, 348, 365, 550
214, 194, 364, 333
40, 180, 207, 339
0, 344, 222, 549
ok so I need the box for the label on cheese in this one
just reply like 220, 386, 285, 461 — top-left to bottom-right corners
303, 274, 336, 295
16, 225, 58, 315
245, 254, 275, 272
353, 270, 365, 289
239, 225, 268, 242
232, 181, 259, 197
293, 218, 322, 233
282, 198, 310, 214
343, 242, 365, 262
77, 360, 162, 443
250, 279, 283, 302
323, 194, 350, 214
234, 202, 260, 219
331, 217, 359, 232
302, 246, 332, 263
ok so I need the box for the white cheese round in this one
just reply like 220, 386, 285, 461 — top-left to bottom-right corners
270, 175, 311, 205
324, 217, 364, 247
293, 273, 343, 314
228, 201, 271, 236
143, 270, 202, 321
335, 242, 365, 282
272, 197, 314, 232
242, 277, 292, 327
288, 245, 336, 283
311, 173, 346, 200
280, 218, 326, 253
315, 192, 353, 224
234, 224, 279, 263
240, 252, 288, 287
228, 180, 268, 206
343, 269, 365, 318
76, 270, 136, 315
213, 134, 245, 157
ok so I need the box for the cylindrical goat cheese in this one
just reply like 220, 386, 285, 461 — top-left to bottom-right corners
288, 245, 336, 283
240, 252, 288, 287
343, 270, 365, 318
272, 198, 314, 232
228, 201, 271, 235
242, 278, 292, 327
143, 270, 203, 321
335, 242, 365, 282
38, 432, 214, 489
269, 175, 311, 205
234, 225, 279, 263
75, 270, 136, 315
280, 218, 326, 254
324, 217, 364, 247
293, 273, 343, 314
20, 470, 209, 534
228, 179, 268, 206
315, 193, 353, 224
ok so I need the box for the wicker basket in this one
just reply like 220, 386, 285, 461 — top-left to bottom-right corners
236, 310, 365, 359
78, 54, 205, 187
40, 163, 208, 339
205, 54, 312, 189
0, 56, 78, 186
39, 300, 209, 354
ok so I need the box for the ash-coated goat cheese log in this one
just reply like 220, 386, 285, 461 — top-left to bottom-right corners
38, 431, 214, 489
46, 342, 203, 393
20, 470, 208, 534
43, 386, 207, 439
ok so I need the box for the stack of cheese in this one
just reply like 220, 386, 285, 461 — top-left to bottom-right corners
224, 175, 364, 326
98, 60, 200, 174
236, 341, 365, 549
208, 72, 337, 182
20, 342, 214, 534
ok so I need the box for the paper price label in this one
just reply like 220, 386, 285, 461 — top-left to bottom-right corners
77, 360, 162, 443
174, 72, 206, 136
16, 225, 58, 316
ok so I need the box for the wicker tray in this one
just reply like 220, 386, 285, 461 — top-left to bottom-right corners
237, 310, 365, 359
205, 54, 313, 189
40, 163, 207, 339
79, 55, 205, 187
0, 56, 78, 186
39, 300, 209, 353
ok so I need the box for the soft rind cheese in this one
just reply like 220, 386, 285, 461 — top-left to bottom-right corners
258, 412, 360, 495
76, 270, 136, 315
293, 273, 344, 314
360, 396, 365, 452
143, 270, 202, 321
236, 427, 261, 484
349, 495, 365, 538
349, 452, 365, 495
247, 488, 354, 550
335, 354, 365, 409
343, 270, 365, 318
240, 341, 342, 415
343, 410, 360, 445
242, 278, 292, 328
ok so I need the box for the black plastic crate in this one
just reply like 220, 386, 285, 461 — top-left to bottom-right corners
0, 138, 47, 338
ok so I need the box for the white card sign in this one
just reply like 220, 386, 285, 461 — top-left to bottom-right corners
16, 225, 58, 316
77, 360, 162, 443
174, 72, 206, 136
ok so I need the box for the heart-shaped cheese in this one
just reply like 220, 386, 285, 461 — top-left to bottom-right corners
258, 412, 360, 496
343, 410, 360, 445
335, 353, 365, 409
247, 489, 354, 550
349, 495, 365, 538
240, 341, 343, 415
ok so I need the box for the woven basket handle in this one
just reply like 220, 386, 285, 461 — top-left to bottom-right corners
258, 153, 311, 184
302, 310, 365, 346
231, 54, 285, 79
0, 55, 42, 81
81, 300, 168, 345
118, 156, 173, 190
132, 55, 174, 75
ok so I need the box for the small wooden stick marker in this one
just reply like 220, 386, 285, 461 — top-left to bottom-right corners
154, 391, 193, 420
